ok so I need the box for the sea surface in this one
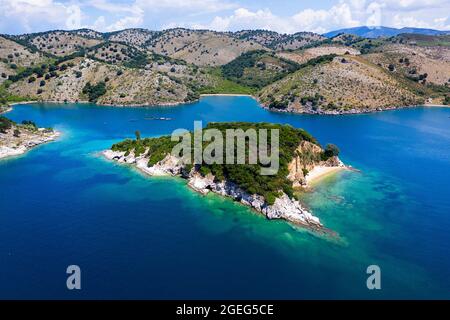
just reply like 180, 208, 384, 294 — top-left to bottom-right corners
1, 96, 449, 299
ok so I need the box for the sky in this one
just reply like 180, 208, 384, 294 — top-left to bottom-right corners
0, 0, 449, 35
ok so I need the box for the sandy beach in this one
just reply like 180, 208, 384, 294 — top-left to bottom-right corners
305, 166, 346, 186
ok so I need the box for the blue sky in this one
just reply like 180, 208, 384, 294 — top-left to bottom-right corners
1, 0, 449, 34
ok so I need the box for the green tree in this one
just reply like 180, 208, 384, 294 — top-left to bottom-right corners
135, 130, 141, 141
323, 144, 340, 159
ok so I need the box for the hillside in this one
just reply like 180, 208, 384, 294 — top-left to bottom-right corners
6, 57, 212, 106
0, 36, 46, 83
85, 41, 145, 66
276, 45, 360, 64
234, 30, 326, 50
391, 34, 450, 47
18, 30, 102, 56
106, 28, 159, 47
365, 44, 450, 86
221, 50, 300, 89
1, 27, 449, 110
147, 28, 267, 66
258, 55, 422, 114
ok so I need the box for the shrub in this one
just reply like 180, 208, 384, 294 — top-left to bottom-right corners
22, 120, 37, 128
322, 143, 340, 160
82, 81, 106, 102
0, 116, 14, 133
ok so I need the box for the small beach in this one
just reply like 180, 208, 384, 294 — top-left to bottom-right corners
305, 166, 346, 186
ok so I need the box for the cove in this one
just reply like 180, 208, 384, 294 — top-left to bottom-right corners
0, 96, 449, 299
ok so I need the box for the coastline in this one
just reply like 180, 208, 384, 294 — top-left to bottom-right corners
101, 149, 338, 235
0, 129, 60, 160
305, 166, 347, 186
423, 103, 450, 108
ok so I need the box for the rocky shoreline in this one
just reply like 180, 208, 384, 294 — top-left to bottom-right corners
259, 100, 424, 115
0, 126, 60, 160
102, 149, 344, 233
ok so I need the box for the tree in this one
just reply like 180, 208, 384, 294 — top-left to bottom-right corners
135, 130, 141, 141
0, 116, 14, 133
323, 144, 340, 159
39, 80, 46, 87
28, 76, 36, 83
444, 95, 450, 106
388, 64, 395, 72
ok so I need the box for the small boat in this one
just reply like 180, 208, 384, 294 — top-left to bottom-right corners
144, 117, 172, 121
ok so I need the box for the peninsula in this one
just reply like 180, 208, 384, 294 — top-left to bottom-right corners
0, 116, 59, 159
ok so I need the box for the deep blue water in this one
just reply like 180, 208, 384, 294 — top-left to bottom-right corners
0, 97, 449, 299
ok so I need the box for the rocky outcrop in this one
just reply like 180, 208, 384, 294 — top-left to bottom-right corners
102, 149, 325, 229
287, 141, 344, 187
0, 127, 60, 159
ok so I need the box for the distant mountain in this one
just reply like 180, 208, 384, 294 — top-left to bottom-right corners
324, 26, 450, 38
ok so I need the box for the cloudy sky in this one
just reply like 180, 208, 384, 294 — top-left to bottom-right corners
1, 0, 449, 35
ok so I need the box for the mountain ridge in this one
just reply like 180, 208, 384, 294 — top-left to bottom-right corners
324, 26, 450, 38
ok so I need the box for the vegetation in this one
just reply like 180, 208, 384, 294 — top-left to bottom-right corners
221, 50, 300, 89
0, 85, 30, 105
0, 116, 14, 133
195, 68, 256, 95
322, 144, 340, 160
82, 81, 107, 102
111, 122, 328, 205
444, 95, 450, 105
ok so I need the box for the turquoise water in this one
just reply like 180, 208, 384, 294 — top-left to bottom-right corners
0, 97, 449, 299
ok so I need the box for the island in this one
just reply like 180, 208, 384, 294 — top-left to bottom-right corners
103, 122, 346, 232
0, 116, 60, 159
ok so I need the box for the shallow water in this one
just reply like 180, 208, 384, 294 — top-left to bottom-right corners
1, 97, 449, 299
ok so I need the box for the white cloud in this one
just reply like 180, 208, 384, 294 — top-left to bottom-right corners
0, 0, 449, 34
136, 0, 237, 15
0, 0, 71, 32
174, 0, 450, 34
